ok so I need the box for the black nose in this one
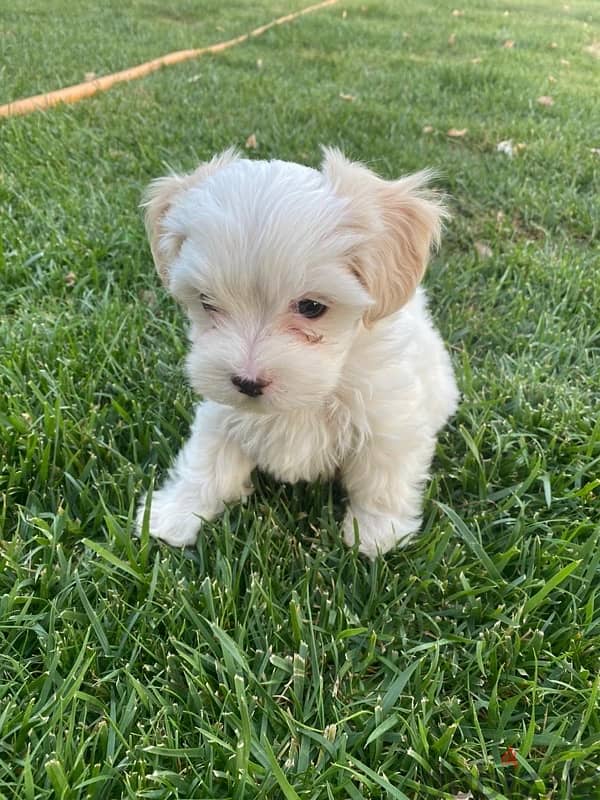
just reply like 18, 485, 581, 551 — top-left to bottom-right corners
231, 376, 266, 397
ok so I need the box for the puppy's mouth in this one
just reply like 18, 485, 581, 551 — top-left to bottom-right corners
219, 392, 278, 415
237, 396, 271, 413
199, 383, 274, 412
196, 374, 332, 413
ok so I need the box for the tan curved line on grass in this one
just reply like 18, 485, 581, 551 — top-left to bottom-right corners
0, 0, 338, 119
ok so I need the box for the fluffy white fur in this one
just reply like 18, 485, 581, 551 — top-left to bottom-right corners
136, 148, 458, 558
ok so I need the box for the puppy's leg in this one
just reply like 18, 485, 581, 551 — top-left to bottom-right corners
341, 430, 437, 559
136, 402, 254, 547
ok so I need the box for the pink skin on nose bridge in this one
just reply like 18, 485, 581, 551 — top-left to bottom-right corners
238, 314, 325, 383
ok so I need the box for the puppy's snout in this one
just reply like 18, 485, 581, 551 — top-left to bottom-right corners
231, 376, 268, 398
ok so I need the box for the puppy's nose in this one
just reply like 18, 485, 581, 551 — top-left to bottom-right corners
231, 375, 267, 397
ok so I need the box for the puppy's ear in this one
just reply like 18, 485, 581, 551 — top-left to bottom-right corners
321, 148, 448, 324
142, 148, 238, 286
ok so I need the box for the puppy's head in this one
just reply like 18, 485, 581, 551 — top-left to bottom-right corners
143, 149, 446, 412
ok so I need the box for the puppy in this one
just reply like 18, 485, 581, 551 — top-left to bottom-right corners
136, 149, 458, 558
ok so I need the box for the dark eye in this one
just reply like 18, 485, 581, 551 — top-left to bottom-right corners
200, 293, 219, 313
296, 299, 328, 319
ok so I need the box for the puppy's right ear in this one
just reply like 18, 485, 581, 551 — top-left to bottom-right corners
142, 148, 238, 286
321, 148, 447, 325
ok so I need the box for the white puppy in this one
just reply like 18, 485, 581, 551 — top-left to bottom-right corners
136, 149, 458, 558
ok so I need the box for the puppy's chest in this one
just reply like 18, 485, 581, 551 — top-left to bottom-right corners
225, 407, 355, 483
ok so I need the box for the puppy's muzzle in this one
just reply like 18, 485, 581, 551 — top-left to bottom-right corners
231, 376, 268, 398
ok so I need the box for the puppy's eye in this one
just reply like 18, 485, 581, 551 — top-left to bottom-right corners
296, 299, 328, 319
200, 294, 219, 313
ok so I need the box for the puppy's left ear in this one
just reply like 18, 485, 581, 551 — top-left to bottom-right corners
142, 148, 238, 286
321, 148, 448, 324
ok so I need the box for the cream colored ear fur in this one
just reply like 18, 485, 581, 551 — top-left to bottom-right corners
321, 148, 447, 324
142, 149, 238, 285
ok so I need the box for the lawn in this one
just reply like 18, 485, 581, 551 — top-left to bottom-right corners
1, 0, 599, 798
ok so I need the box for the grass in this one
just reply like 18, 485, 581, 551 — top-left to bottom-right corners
0, 0, 599, 797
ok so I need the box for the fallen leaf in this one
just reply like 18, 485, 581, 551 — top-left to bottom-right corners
451, 9, 464, 16
324, 723, 337, 742
583, 41, 600, 58
537, 95, 554, 106
339, 93, 356, 101
497, 139, 514, 157
501, 746, 518, 767
245, 133, 258, 149
64, 271, 77, 287
453, 793, 473, 800
84, 71, 97, 82
502, 39, 515, 48
422, 124, 434, 133
447, 128, 468, 137
475, 241, 493, 259
560, 58, 570, 66
471, 56, 482, 64
515, 142, 527, 152
448, 33, 457, 46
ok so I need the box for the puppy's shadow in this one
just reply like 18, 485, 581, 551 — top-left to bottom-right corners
245, 469, 346, 546
175, 470, 347, 572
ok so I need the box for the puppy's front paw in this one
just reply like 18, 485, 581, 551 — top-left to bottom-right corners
342, 508, 421, 559
135, 490, 204, 547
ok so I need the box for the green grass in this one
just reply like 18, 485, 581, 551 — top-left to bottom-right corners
0, 0, 317, 104
1, 0, 599, 797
